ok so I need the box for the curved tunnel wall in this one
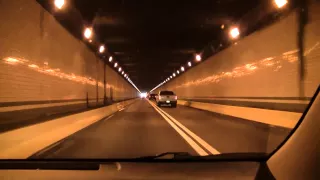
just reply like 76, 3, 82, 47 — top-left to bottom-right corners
155, 2, 320, 153
0, 0, 137, 129
158, 3, 320, 101
0, 0, 137, 103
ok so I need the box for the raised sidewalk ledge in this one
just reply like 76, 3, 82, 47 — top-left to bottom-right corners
0, 99, 137, 159
178, 100, 302, 129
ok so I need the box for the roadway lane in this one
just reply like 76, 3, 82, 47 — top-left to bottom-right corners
33, 99, 291, 159
33, 99, 196, 159
157, 101, 292, 154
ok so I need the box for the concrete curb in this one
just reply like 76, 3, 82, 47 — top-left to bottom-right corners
178, 100, 301, 129
0, 99, 137, 159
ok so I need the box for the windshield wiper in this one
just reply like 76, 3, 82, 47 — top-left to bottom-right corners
135, 152, 192, 160
135, 152, 268, 161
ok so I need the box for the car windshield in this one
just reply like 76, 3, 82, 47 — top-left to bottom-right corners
160, 91, 175, 95
0, 0, 319, 161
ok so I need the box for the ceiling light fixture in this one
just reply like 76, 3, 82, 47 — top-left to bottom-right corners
274, 0, 288, 8
229, 27, 240, 39
99, 45, 105, 53
84, 27, 92, 39
196, 54, 201, 61
54, 0, 65, 9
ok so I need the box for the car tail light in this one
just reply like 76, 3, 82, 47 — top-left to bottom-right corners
175, 96, 177, 100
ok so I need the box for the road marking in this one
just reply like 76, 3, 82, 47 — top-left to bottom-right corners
31, 113, 116, 158
30, 138, 64, 158
153, 103, 220, 155
148, 101, 208, 156
115, 162, 122, 171
105, 114, 114, 120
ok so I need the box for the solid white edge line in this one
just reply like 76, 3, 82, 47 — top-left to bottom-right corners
32, 112, 117, 157
147, 100, 208, 156
105, 114, 114, 120
119, 108, 125, 112
149, 100, 220, 155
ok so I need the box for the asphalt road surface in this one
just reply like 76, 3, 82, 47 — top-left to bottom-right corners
32, 99, 291, 159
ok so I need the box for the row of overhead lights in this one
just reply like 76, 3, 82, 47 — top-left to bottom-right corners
149, 0, 288, 93
149, 53, 201, 92
53, 0, 141, 93
84, 28, 139, 91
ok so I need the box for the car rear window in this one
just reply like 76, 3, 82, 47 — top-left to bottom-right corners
160, 91, 175, 95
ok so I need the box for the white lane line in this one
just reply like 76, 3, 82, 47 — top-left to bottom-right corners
105, 114, 114, 120
31, 138, 64, 158
155, 104, 220, 154
148, 100, 220, 155
34, 113, 116, 157
148, 101, 208, 156
115, 162, 122, 171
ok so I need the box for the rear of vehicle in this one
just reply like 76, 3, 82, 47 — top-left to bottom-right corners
149, 94, 157, 100
156, 91, 177, 108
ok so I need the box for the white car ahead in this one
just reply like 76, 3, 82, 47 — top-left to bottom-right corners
156, 91, 177, 108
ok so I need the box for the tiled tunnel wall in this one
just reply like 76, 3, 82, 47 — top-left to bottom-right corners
157, 3, 320, 100
0, 0, 137, 104
155, 2, 320, 153
0, 0, 137, 129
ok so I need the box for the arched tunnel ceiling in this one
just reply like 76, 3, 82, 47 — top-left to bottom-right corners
38, 0, 266, 91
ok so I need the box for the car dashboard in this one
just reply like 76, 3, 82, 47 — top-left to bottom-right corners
0, 161, 271, 179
